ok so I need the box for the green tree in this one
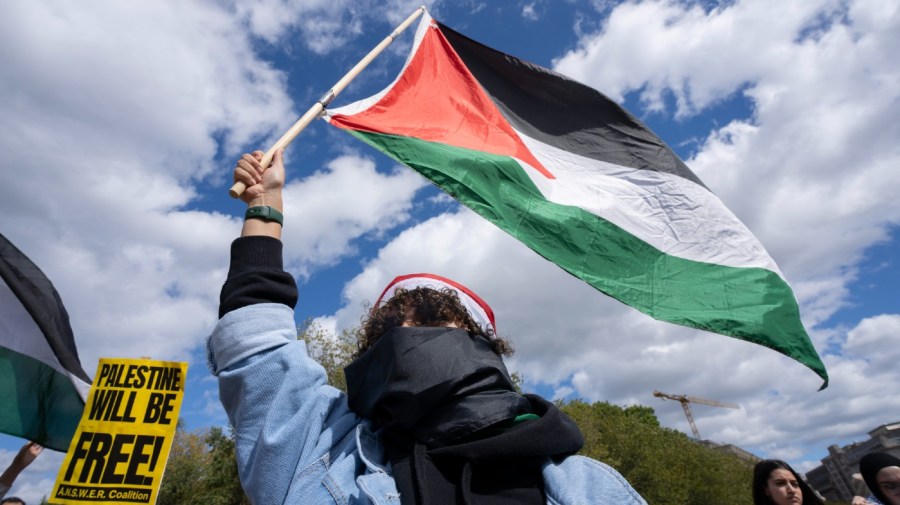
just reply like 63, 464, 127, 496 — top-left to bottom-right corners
200, 426, 251, 505
298, 320, 358, 392
157, 420, 249, 505
157, 419, 209, 504
561, 400, 754, 505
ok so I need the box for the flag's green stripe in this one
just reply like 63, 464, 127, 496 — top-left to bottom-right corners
0, 347, 84, 451
346, 130, 827, 384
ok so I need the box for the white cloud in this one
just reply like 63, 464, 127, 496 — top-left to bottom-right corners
552, 384, 575, 400
522, 2, 539, 21
233, 0, 355, 51
843, 314, 900, 367
554, 0, 845, 117
282, 155, 427, 276
234, 0, 441, 53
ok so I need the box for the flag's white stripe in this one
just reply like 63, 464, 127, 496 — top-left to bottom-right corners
517, 132, 782, 275
0, 278, 91, 400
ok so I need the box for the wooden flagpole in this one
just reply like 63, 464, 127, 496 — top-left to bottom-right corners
229, 6, 427, 198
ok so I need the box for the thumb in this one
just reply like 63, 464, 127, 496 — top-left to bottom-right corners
273, 148, 284, 167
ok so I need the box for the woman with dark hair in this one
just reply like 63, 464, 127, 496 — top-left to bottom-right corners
860, 452, 900, 505
752, 459, 824, 505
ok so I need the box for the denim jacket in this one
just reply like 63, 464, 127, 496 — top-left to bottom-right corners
209, 303, 647, 505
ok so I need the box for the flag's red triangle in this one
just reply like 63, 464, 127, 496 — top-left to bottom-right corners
330, 23, 554, 179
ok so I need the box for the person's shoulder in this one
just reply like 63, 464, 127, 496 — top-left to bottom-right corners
542, 455, 647, 505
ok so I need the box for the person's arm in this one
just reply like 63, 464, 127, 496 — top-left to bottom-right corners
217, 149, 296, 318
0, 441, 43, 496
209, 149, 360, 504
235, 149, 284, 240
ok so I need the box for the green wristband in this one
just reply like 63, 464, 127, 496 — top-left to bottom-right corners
245, 206, 284, 226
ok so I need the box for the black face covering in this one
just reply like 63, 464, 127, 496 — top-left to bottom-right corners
344, 326, 531, 446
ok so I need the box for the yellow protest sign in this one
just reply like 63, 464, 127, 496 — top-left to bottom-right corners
51, 358, 187, 504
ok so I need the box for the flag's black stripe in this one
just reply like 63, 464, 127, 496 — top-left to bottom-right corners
437, 22, 706, 189
0, 233, 91, 384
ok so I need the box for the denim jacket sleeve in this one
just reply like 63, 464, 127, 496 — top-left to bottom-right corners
543, 455, 648, 504
208, 303, 363, 504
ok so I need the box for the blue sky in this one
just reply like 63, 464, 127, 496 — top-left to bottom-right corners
1, 0, 899, 501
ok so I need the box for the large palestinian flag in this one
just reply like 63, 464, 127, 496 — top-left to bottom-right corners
0, 233, 90, 451
326, 12, 827, 386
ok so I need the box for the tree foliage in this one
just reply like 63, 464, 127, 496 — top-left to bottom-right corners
561, 400, 754, 505
156, 420, 249, 505
298, 320, 358, 392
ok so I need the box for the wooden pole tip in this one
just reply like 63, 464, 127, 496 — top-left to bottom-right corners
229, 181, 246, 199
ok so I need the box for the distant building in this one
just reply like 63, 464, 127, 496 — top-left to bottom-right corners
805, 421, 900, 501
699, 439, 761, 463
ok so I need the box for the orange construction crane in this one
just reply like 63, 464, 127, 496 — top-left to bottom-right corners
653, 390, 739, 440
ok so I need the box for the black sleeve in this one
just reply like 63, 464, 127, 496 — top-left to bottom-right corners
218, 236, 298, 318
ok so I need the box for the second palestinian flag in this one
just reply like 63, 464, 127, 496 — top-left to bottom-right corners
1, 233, 91, 451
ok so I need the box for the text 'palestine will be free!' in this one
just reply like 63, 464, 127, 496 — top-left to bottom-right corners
52, 358, 188, 505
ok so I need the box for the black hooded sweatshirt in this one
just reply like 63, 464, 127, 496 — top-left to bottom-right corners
345, 326, 584, 505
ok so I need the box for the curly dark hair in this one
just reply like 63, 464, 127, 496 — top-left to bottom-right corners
355, 286, 513, 358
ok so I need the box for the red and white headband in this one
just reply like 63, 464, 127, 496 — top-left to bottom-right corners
374, 273, 496, 332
